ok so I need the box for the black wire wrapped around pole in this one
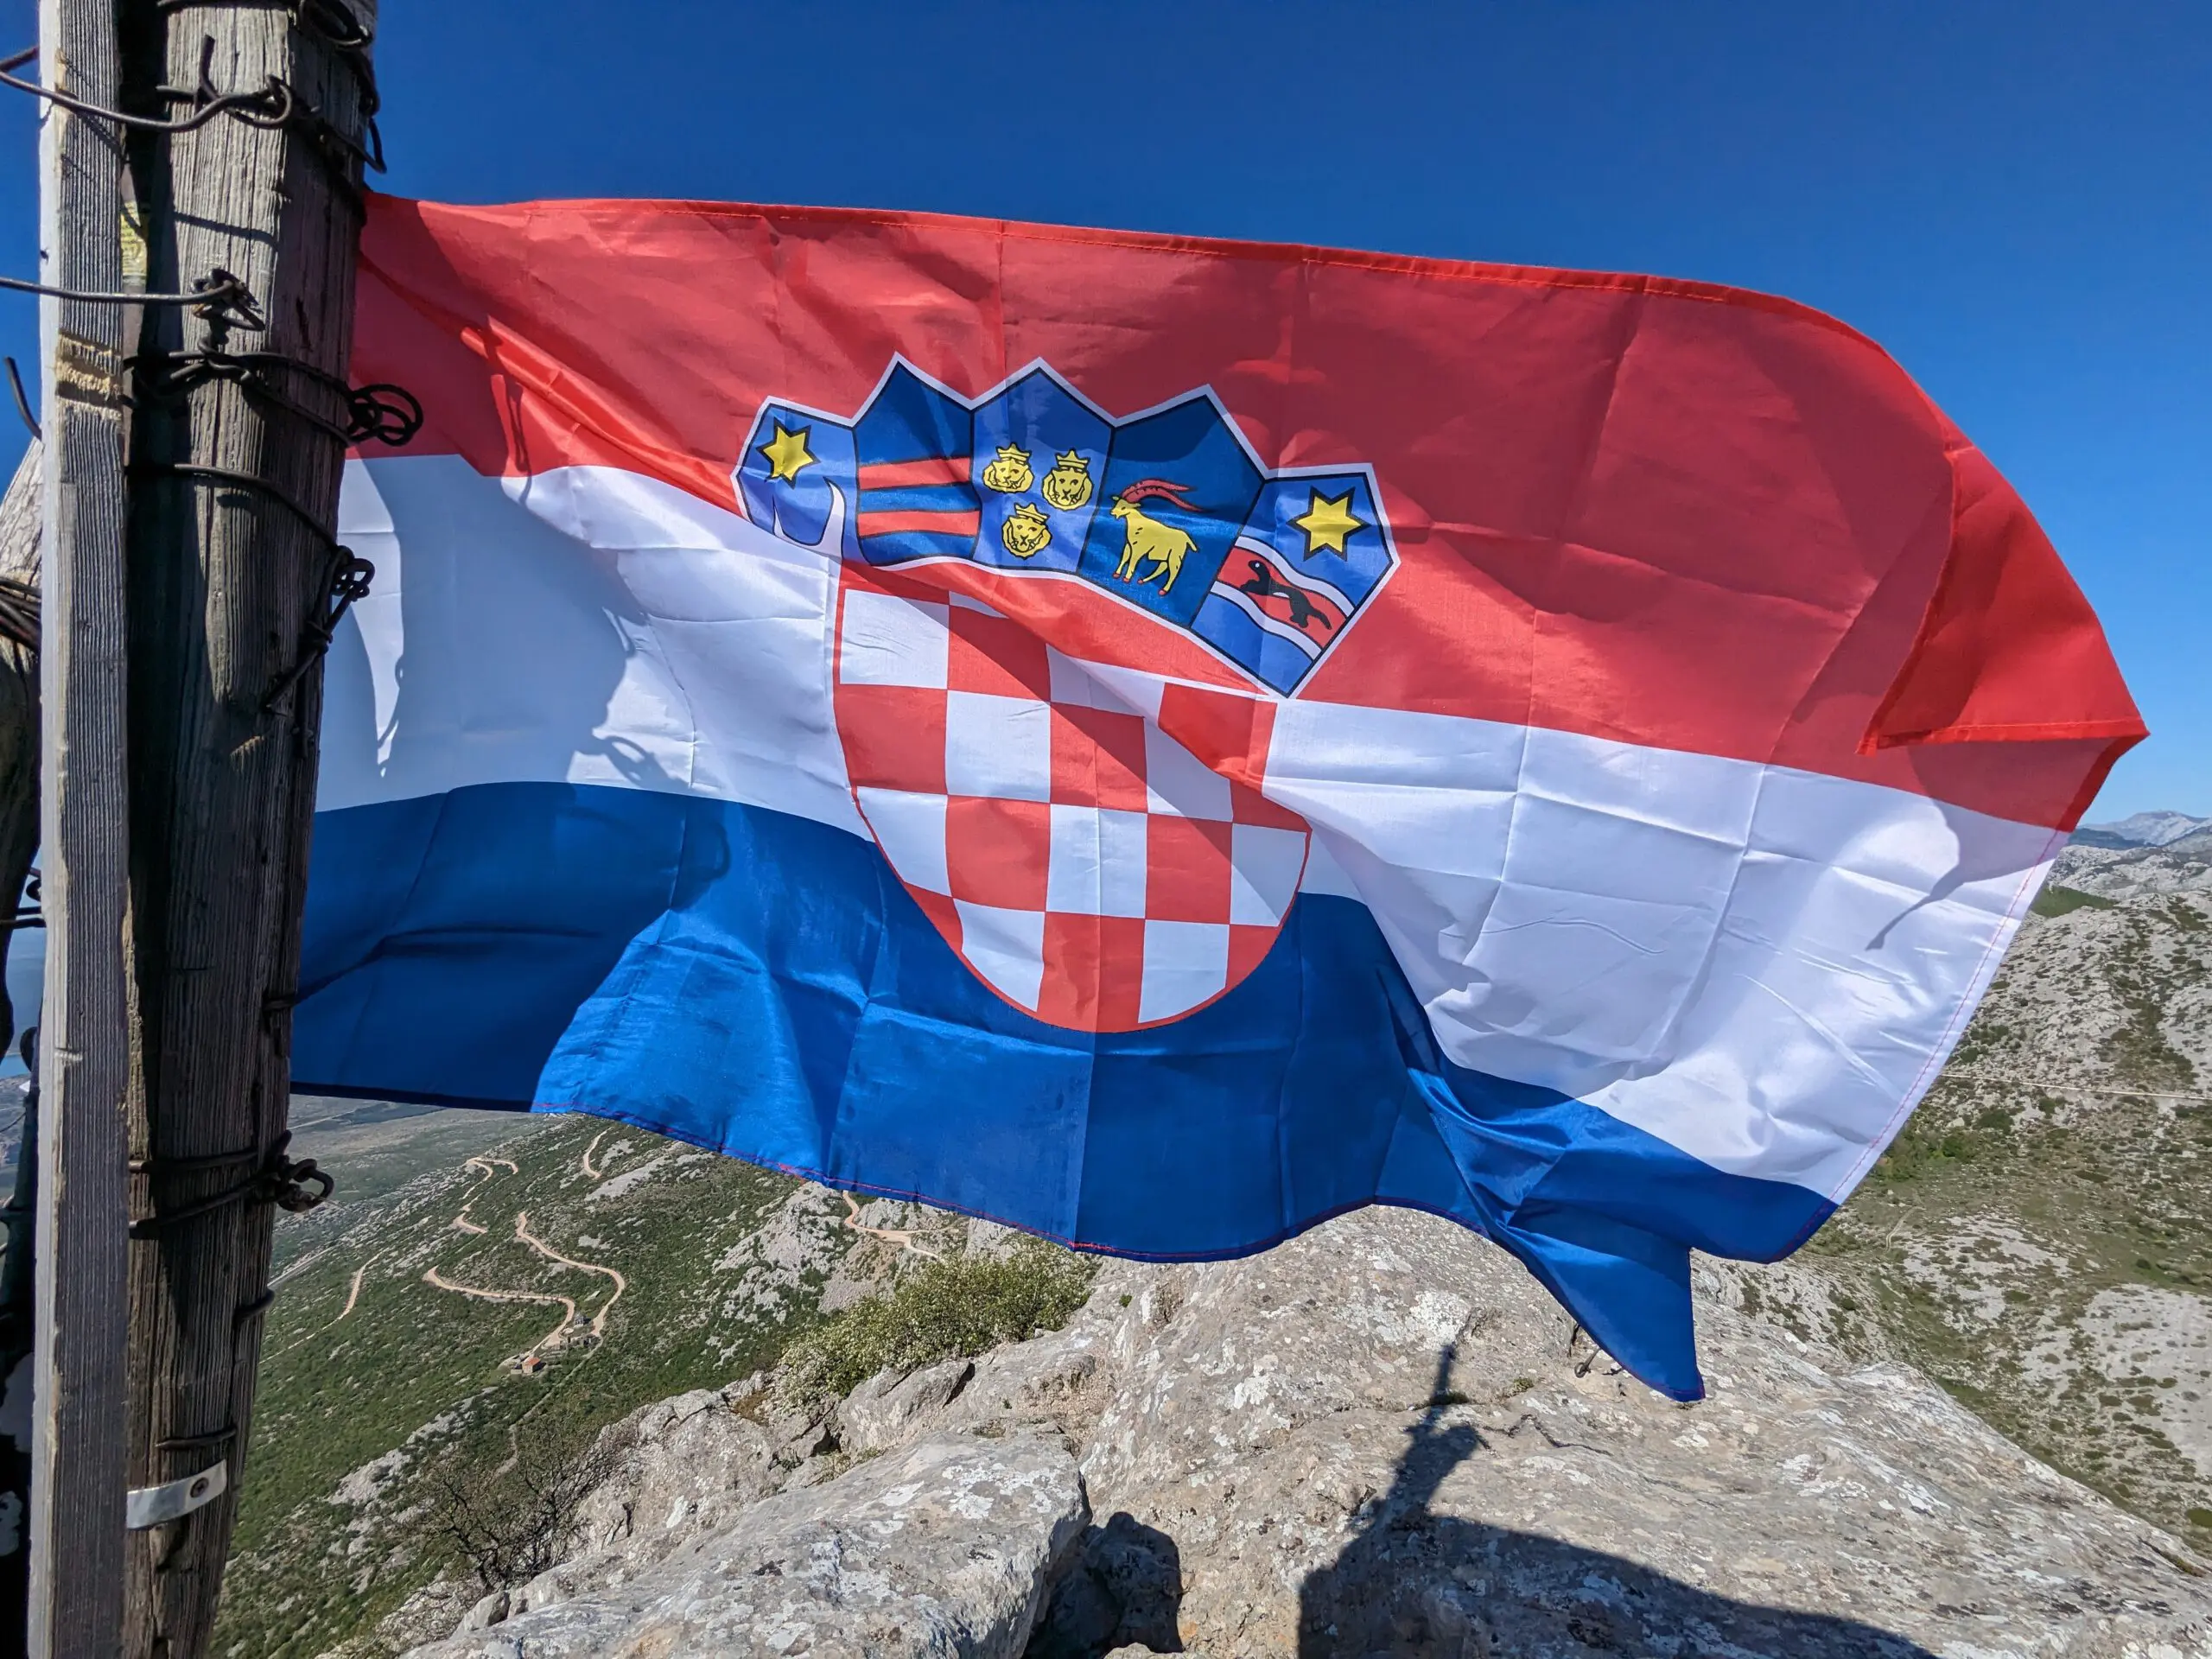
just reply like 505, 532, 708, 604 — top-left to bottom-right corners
134, 346, 423, 448
0, 30, 384, 175
0, 269, 263, 316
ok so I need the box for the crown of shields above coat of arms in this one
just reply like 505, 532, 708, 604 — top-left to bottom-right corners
734, 359, 1398, 699
734, 359, 1396, 1033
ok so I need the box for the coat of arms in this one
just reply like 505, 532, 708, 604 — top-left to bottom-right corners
733, 360, 1398, 1030
735, 359, 1396, 697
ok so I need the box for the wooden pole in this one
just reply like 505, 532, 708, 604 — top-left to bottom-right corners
114, 0, 376, 1649
31, 0, 134, 1651
0, 438, 47, 1652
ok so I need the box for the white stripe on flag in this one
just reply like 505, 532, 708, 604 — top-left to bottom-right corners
1266, 700, 2057, 1198
331, 455, 2061, 1201
330, 454, 865, 836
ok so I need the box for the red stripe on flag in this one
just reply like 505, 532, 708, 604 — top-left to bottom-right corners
859, 455, 971, 490
858, 508, 981, 538
355, 194, 2144, 830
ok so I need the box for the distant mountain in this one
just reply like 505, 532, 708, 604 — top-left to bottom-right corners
2075, 810, 2212, 849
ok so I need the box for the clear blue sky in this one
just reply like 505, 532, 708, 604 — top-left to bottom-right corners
0, 1, 2201, 817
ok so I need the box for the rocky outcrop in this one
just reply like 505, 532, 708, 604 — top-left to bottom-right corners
410, 1205, 2212, 1659
1059, 1216, 2212, 1656
411, 1429, 1088, 1659
490, 1386, 784, 1615
2054, 837, 2212, 904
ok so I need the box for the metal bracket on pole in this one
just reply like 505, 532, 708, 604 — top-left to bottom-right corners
124, 1461, 226, 1530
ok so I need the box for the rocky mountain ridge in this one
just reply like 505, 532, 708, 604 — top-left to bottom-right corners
2075, 811, 2212, 852
1748, 829, 2212, 1546
403, 1204, 2212, 1658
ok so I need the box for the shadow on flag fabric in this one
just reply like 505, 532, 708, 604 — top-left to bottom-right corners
302, 195, 2145, 1401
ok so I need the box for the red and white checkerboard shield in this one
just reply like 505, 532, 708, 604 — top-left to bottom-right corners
833, 568, 1311, 1031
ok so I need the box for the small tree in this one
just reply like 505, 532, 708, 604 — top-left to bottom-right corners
424, 1427, 626, 1595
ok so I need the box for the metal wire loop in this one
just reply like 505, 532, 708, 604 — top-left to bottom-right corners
152, 0, 380, 123
4, 0, 386, 177
194, 268, 266, 333
0, 573, 37, 652
128, 1129, 334, 1237
0, 268, 264, 328
157, 1422, 238, 1453
157, 60, 383, 179
0, 50, 291, 136
136, 348, 422, 448
346, 381, 422, 446
3, 356, 38, 440
262, 546, 374, 711
135, 459, 329, 541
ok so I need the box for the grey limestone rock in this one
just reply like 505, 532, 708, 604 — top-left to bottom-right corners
1059, 1208, 2212, 1657
414, 1199, 2212, 1659
492, 1387, 783, 1616
837, 1357, 977, 1456
456, 1590, 507, 1633
582, 1388, 779, 1543
405, 1427, 1088, 1659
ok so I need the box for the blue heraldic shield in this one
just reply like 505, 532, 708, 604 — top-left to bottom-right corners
735, 359, 1398, 696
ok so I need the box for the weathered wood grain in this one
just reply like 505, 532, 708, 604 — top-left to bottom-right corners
31, 0, 134, 1648
117, 0, 378, 1650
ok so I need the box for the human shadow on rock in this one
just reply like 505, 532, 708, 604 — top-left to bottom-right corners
1294, 1344, 1939, 1658
1027, 1510, 1184, 1657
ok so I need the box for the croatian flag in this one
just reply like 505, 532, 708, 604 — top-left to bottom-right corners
302, 196, 2142, 1399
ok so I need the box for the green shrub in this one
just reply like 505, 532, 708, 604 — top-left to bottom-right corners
2031, 885, 2116, 918
777, 1243, 1096, 1414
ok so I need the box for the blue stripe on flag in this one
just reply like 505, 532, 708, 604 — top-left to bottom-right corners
296, 780, 1833, 1400
854, 531, 979, 563
854, 483, 979, 515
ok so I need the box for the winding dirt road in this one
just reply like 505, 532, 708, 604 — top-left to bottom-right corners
579, 1128, 620, 1179
410, 1145, 632, 1366
512, 1211, 627, 1338
334, 1250, 385, 1323
421, 1268, 580, 1359
840, 1192, 944, 1260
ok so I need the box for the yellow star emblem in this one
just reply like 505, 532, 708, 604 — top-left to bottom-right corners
759, 421, 817, 484
1292, 489, 1364, 559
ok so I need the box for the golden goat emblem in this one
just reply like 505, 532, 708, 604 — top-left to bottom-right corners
1109, 479, 1200, 594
